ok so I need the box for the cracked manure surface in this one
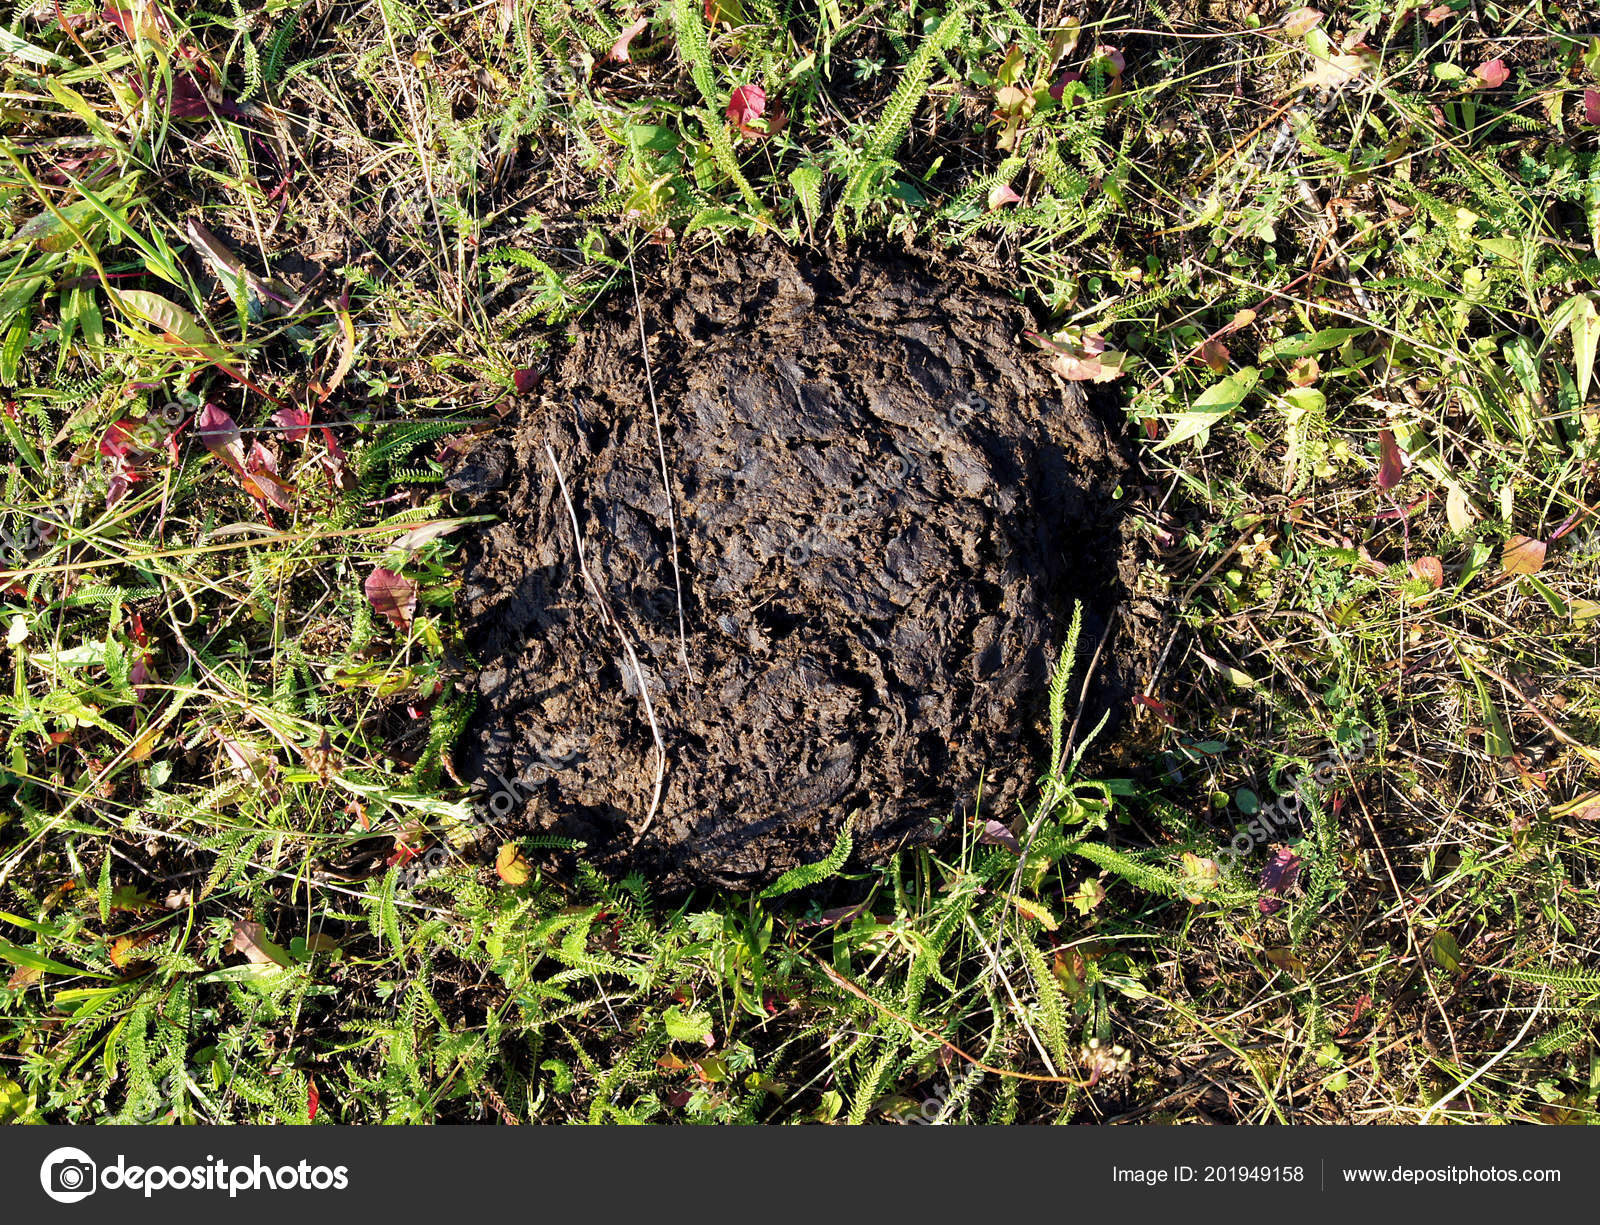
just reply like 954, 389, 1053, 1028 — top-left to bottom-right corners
453, 243, 1146, 889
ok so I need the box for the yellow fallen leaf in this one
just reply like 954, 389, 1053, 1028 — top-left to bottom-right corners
1179, 851, 1222, 904
495, 843, 532, 886
109, 930, 162, 970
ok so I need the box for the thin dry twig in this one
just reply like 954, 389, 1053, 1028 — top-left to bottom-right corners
544, 444, 667, 842
628, 247, 693, 680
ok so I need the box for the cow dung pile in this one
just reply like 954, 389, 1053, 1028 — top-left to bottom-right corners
449, 242, 1147, 890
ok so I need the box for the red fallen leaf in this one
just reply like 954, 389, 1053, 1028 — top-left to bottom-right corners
1409, 555, 1444, 589
764, 100, 790, 139
1376, 428, 1404, 490
977, 819, 1022, 854
1585, 89, 1600, 126
1472, 58, 1509, 89
1258, 847, 1303, 915
102, 3, 169, 42
307, 1075, 319, 1122
272, 406, 311, 443
1423, 3, 1452, 23
242, 441, 295, 510
165, 70, 247, 120
1501, 534, 1547, 575
1049, 70, 1082, 103
246, 440, 279, 477
100, 418, 157, 508
196, 402, 245, 471
105, 462, 141, 509
317, 426, 355, 490
607, 16, 649, 62
1335, 991, 1371, 1036
129, 655, 158, 700
1133, 694, 1176, 726
512, 367, 541, 394
987, 183, 1022, 210
1199, 338, 1230, 374
366, 567, 418, 629
726, 83, 766, 135
129, 613, 158, 699
1090, 44, 1126, 94
100, 417, 151, 460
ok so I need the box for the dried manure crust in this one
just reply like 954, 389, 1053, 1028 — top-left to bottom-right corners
454, 243, 1146, 889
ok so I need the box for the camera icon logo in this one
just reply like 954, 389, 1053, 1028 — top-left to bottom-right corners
40, 1147, 98, 1203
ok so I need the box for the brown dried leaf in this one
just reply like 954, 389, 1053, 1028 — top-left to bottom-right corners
226, 919, 291, 967
365, 567, 418, 629
1199, 338, 1230, 374
1263, 947, 1307, 976
1501, 535, 1547, 575
1376, 428, 1404, 490
977, 819, 1022, 853
1298, 48, 1376, 91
